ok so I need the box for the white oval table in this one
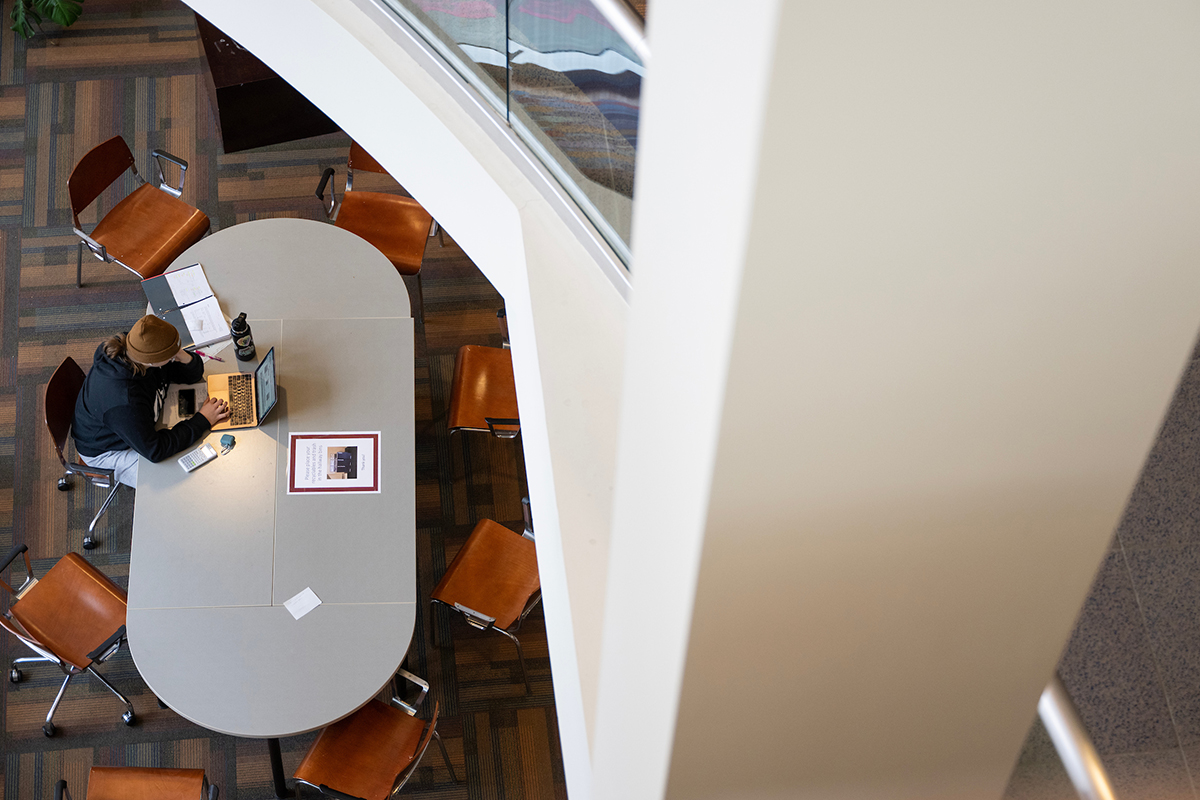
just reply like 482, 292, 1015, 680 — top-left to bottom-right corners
126, 218, 415, 797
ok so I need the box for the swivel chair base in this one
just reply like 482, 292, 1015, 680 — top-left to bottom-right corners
57, 470, 119, 550
9, 656, 136, 736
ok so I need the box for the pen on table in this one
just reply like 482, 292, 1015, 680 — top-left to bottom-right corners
193, 349, 224, 362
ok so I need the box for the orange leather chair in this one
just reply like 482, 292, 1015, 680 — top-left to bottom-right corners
69, 135, 210, 288
431, 511, 540, 694
294, 669, 457, 798
316, 142, 441, 322
47, 357, 120, 550
447, 345, 519, 438
56, 767, 219, 800
1, 544, 136, 737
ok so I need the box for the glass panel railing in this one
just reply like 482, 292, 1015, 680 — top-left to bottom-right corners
507, 0, 639, 257
376, 0, 642, 267
379, 0, 509, 115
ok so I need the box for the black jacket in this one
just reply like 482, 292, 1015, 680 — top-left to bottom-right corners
73, 342, 211, 462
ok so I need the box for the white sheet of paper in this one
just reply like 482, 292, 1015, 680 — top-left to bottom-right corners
284, 587, 321, 620
164, 263, 214, 307
181, 297, 228, 347
203, 337, 233, 357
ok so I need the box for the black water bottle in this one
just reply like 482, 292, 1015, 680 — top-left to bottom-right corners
231, 313, 256, 361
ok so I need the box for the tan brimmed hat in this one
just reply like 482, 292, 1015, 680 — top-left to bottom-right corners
126, 315, 180, 364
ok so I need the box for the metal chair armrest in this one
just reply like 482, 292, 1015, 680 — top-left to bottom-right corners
514, 590, 543, 632
317, 785, 367, 800
390, 667, 429, 716
55, 780, 72, 800
73, 228, 109, 262
315, 168, 338, 219
453, 602, 498, 631
0, 543, 29, 577
204, 775, 218, 800
66, 460, 116, 488
150, 149, 188, 198
521, 496, 534, 540
484, 417, 521, 439
0, 544, 33, 597
496, 307, 510, 347
86, 624, 126, 663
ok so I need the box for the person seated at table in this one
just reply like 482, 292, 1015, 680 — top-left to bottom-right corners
72, 315, 230, 488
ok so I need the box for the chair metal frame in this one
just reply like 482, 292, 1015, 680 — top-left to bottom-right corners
435, 594, 541, 695
294, 668, 458, 798
432, 500, 540, 693
46, 357, 119, 549
315, 143, 444, 326
447, 339, 523, 504
496, 308, 510, 349
0, 544, 136, 737
70, 137, 196, 288
446, 313, 519, 438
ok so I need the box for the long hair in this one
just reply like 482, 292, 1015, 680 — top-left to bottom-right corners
103, 333, 147, 376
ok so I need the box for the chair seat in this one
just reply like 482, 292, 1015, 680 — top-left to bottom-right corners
447, 345, 518, 432
433, 519, 539, 629
10, 553, 127, 670
335, 191, 432, 276
294, 700, 426, 800
87, 767, 205, 800
91, 183, 210, 279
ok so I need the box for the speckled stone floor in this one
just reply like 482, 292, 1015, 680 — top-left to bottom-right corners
1004, 339, 1200, 798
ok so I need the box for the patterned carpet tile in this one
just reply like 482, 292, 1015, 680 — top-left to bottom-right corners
17, 1, 202, 84
0, 3, 563, 798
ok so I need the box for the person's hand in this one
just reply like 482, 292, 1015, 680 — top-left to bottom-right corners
198, 397, 229, 425
172, 348, 193, 364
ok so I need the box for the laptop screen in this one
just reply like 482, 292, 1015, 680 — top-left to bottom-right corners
254, 347, 278, 424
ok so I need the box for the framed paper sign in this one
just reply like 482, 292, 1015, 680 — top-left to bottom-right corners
288, 432, 381, 494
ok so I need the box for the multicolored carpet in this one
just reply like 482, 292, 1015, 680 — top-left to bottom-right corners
0, 2, 565, 798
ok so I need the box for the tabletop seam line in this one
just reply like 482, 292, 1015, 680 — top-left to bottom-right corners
129, 601, 417, 610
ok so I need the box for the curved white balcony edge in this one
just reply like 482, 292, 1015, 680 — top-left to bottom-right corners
358, 0, 635, 301
181, 2, 632, 799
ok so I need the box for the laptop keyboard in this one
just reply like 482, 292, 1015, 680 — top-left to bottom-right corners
226, 373, 254, 426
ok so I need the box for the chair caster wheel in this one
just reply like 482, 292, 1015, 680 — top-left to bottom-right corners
9, 668, 21, 683
83, 537, 96, 550
122, 710, 135, 726
57, 477, 71, 491
43, 722, 56, 737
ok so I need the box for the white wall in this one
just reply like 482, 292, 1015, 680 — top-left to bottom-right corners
181, 1, 630, 796
591, 0, 783, 796
596, 0, 1200, 798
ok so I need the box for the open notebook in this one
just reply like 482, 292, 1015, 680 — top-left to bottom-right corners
142, 263, 228, 348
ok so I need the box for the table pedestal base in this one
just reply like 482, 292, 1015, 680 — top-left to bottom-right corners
268, 737, 290, 798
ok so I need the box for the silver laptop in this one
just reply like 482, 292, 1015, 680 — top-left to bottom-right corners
206, 347, 277, 431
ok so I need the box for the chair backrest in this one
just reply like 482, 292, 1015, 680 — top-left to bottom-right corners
67, 135, 136, 220
45, 357, 85, 469
87, 767, 208, 800
347, 141, 390, 177
394, 702, 440, 794
9, 552, 127, 670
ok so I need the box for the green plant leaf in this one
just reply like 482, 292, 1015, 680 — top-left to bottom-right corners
9, 0, 42, 39
33, 0, 83, 28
